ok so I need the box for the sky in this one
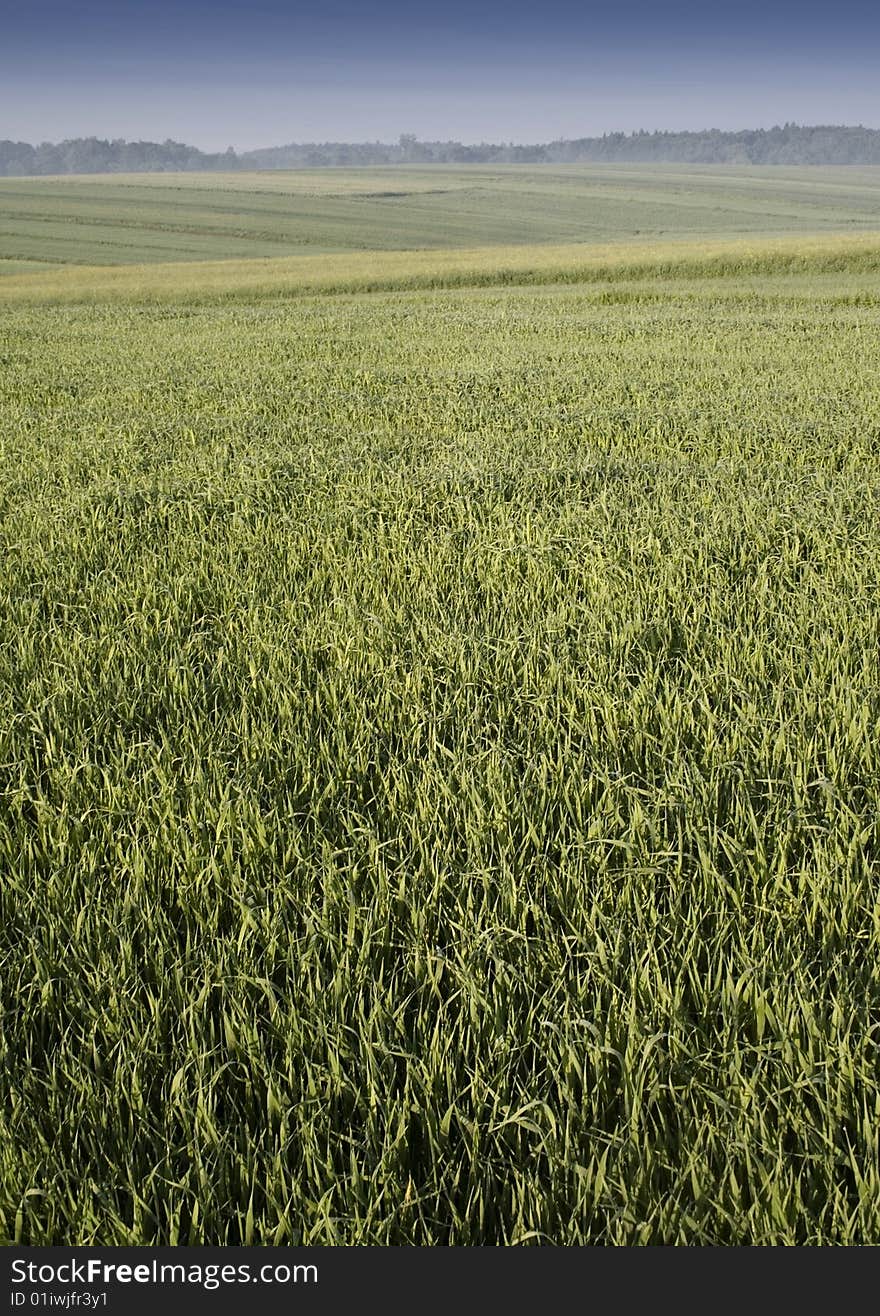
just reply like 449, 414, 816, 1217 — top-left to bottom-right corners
1, 0, 879, 151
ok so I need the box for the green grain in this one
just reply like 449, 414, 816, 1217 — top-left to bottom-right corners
1, 234, 879, 1244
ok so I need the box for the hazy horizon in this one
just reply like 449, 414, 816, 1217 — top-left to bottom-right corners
5, 121, 880, 155
2, 0, 879, 153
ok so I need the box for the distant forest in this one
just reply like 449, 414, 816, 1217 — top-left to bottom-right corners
3, 124, 880, 175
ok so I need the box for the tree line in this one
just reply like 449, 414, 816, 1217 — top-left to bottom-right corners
3, 124, 880, 175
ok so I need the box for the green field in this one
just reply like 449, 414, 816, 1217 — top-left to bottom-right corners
2, 219, 880, 1244
2, 163, 880, 267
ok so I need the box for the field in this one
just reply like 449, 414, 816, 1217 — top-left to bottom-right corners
1, 176, 880, 1244
2, 163, 880, 268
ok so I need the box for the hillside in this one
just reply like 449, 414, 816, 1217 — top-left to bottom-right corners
2, 164, 880, 270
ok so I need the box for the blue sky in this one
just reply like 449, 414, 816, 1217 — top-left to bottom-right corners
1, 1, 879, 150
